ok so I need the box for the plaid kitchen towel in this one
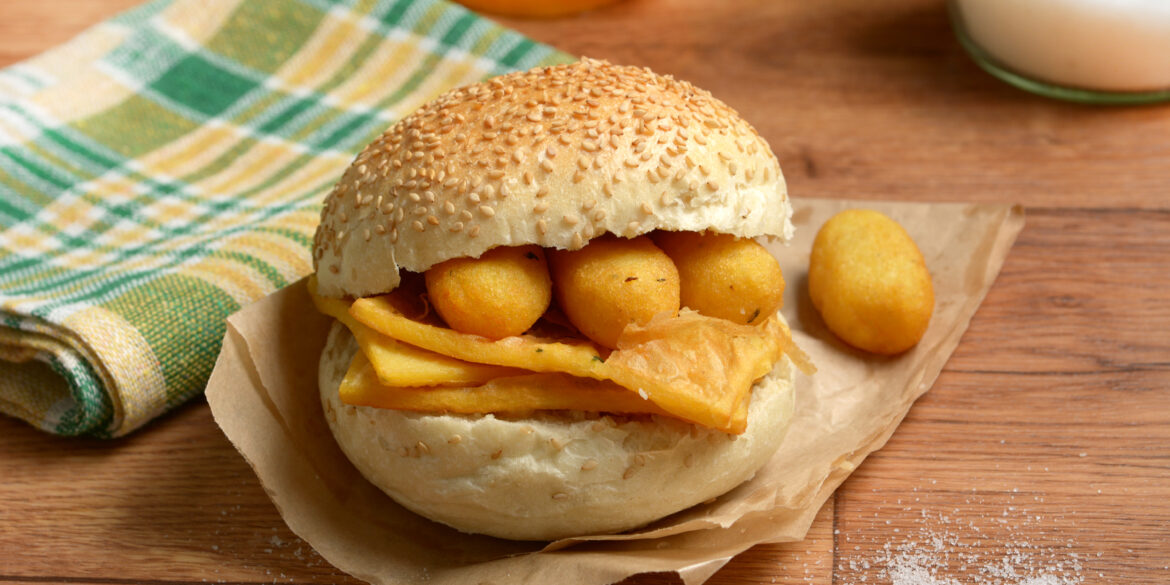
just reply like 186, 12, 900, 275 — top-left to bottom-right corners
0, 0, 571, 437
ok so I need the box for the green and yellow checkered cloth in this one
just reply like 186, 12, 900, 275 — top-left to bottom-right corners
0, 0, 571, 437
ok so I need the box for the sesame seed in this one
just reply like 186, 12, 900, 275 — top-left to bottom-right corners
479, 205, 496, 217
411, 220, 424, 232
468, 225, 480, 238
581, 459, 598, 471
534, 201, 549, 213
552, 492, 568, 500
640, 202, 653, 215
427, 215, 439, 226
536, 219, 548, 234
572, 232, 584, 248
563, 213, 580, 226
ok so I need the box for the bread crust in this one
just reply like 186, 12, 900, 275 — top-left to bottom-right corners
319, 322, 795, 540
312, 58, 792, 299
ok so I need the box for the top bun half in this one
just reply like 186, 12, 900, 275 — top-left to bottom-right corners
313, 58, 792, 298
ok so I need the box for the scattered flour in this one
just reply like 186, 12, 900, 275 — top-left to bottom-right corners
839, 495, 1086, 585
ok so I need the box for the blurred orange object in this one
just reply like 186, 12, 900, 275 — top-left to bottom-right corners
456, 0, 624, 18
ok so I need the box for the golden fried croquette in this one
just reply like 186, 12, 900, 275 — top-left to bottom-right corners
808, 209, 934, 354
653, 231, 784, 325
425, 245, 552, 339
548, 236, 680, 349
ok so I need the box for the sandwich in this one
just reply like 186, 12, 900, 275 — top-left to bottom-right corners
309, 58, 810, 541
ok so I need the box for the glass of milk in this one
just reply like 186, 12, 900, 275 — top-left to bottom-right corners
949, 0, 1170, 104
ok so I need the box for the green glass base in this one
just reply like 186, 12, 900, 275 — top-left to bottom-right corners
950, 10, 1170, 105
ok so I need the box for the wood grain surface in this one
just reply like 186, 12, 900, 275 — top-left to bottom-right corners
2, 0, 1168, 584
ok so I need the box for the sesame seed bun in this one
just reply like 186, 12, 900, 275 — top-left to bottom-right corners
311, 59, 800, 540
319, 322, 796, 540
312, 58, 793, 299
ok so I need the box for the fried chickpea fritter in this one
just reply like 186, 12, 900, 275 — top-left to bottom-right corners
808, 209, 934, 355
548, 236, 681, 349
425, 245, 552, 339
653, 231, 784, 325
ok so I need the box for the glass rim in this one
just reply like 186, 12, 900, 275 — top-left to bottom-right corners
948, 2, 1170, 106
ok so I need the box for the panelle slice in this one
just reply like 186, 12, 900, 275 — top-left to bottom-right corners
349, 292, 794, 433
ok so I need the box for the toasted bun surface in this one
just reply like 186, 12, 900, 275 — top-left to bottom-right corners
313, 58, 792, 298
319, 322, 796, 540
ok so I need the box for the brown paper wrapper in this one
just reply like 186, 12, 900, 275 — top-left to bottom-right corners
206, 198, 1024, 585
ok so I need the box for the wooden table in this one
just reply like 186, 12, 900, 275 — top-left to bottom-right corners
3, 1, 1168, 583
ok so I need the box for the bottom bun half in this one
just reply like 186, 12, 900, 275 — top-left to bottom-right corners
319, 321, 796, 541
